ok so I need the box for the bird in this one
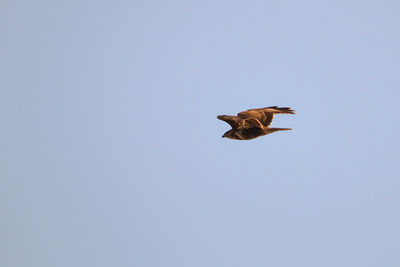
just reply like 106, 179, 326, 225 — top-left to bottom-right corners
217, 106, 295, 140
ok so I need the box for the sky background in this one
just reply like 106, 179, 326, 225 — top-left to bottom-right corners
1, 0, 400, 266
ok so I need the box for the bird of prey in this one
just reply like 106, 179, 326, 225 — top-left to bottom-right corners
217, 106, 295, 140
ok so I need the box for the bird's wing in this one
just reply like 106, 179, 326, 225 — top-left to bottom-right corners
241, 117, 263, 129
217, 115, 242, 129
238, 106, 295, 127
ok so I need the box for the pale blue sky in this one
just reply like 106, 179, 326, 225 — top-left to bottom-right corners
1, 0, 400, 266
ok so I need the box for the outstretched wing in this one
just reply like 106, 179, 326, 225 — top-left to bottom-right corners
217, 115, 264, 130
237, 106, 295, 127
217, 115, 242, 129
241, 117, 263, 129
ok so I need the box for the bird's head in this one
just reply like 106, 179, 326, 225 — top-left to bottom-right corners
222, 130, 235, 139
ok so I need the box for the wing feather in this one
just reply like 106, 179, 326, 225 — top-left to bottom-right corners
242, 117, 263, 129
237, 106, 295, 127
217, 115, 241, 129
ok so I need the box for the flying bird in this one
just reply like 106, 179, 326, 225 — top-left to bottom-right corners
217, 106, 295, 140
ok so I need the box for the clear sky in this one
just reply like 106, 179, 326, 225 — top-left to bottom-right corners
1, 0, 400, 266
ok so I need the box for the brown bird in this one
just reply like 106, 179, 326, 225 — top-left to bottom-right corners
217, 106, 295, 140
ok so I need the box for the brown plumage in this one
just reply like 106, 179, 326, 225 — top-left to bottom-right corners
217, 106, 295, 140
